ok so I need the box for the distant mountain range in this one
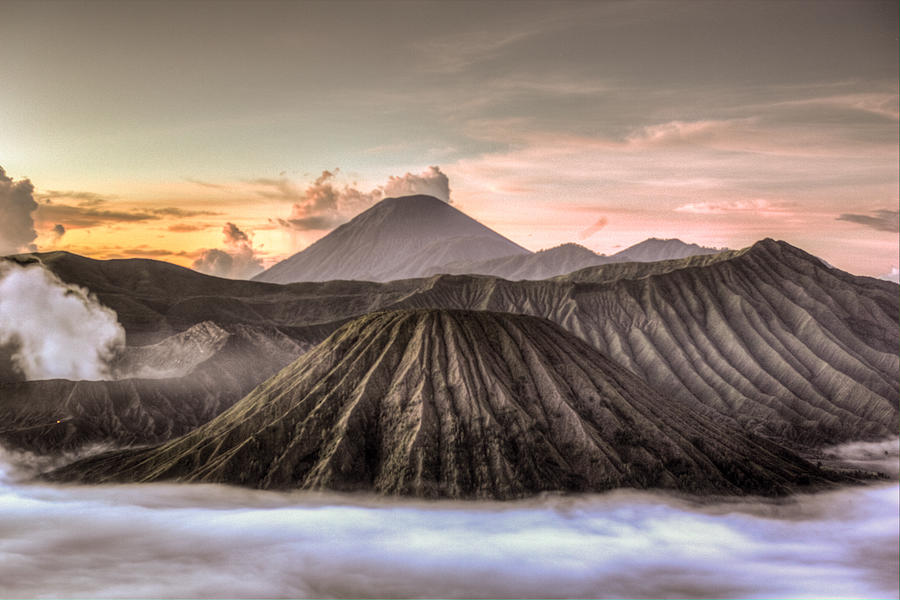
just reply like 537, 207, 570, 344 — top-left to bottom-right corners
49, 309, 836, 498
253, 195, 725, 283
432, 238, 726, 280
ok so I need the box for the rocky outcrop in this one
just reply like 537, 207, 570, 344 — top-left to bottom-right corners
48, 310, 836, 498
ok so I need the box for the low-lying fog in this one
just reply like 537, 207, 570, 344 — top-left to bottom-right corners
1, 440, 897, 599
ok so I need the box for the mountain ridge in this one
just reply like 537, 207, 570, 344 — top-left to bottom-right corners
47, 309, 839, 498
4, 239, 896, 451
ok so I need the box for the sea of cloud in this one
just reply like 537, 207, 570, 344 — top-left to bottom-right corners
0, 441, 897, 599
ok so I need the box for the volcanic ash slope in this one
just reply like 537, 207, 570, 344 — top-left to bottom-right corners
50, 310, 835, 499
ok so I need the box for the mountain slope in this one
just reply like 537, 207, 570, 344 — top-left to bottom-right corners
9, 240, 897, 450
429, 243, 608, 280
610, 238, 725, 262
254, 195, 530, 283
427, 239, 728, 280
391, 241, 899, 445
48, 310, 834, 498
0, 323, 309, 452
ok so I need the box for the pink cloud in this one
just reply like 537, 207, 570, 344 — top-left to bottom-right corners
674, 199, 794, 217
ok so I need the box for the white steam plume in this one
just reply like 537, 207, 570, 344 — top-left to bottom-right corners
0, 262, 126, 380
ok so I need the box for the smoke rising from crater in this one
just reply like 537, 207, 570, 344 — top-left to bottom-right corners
0, 441, 896, 599
0, 262, 126, 380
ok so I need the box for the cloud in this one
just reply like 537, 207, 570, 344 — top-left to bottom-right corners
578, 216, 608, 240
277, 170, 379, 228
184, 178, 227, 190
167, 223, 208, 233
276, 215, 344, 231
43, 190, 112, 207
674, 198, 793, 216
837, 210, 899, 233
881, 267, 899, 284
0, 166, 39, 255
192, 222, 263, 279
381, 166, 452, 203
0, 262, 126, 380
273, 167, 454, 233
35, 191, 220, 230
51, 224, 66, 241
147, 207, 219, 218
0, 443, 896, 599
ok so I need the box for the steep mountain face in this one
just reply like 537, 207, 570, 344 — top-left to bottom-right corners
8, 239, 897, 450
392, 241, 899, 446
610, 237, 725, 262
253, 195, 529, 283
426, 239, 728, 281
48, 310, 834, 498
430, 243, 608, 280
0, 323, 309, 452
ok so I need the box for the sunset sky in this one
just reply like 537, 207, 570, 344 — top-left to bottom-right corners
1, 0, 897, 278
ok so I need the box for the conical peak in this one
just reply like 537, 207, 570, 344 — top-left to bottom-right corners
48, 305, 836, 497
318, 309, 569, 358
377, 194, 449, 207
351, 194, 455, 221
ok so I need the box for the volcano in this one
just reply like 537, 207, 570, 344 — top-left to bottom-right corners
49, 309, 834, 498
253, 195, 529, 283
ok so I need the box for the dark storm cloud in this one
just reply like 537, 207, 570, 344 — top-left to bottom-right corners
837, 210, 900, 233
0, 166, 38, 255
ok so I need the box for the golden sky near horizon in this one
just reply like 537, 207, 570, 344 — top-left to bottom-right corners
1, 0, 897, 278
